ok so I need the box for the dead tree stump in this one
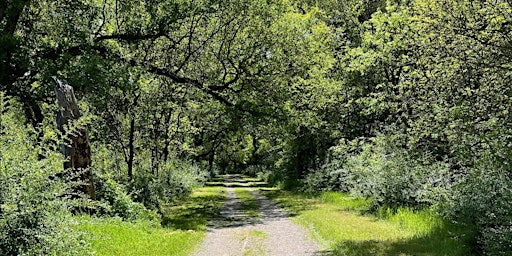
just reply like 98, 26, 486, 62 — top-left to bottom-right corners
54, 77, 95, 200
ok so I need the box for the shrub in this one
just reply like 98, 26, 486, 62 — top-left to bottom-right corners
301, 163, 352, 194
93, 172, 160, 223
322, 136, 452, 209
441, 158, 512, 255
481, 225, 512, 256
0, 94, 88, 255
133, 158, 208, 210
92, 139, 209, 212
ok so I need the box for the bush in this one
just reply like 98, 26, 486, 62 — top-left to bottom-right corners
481, 225, 512, 256
441, 158, 512, 255
301, 163, 352, 194
321, 136, 452, 209
0, 94, 88, 255
93, 173, 160, 222
133, 159, 208, 210
91, 143, 207, 217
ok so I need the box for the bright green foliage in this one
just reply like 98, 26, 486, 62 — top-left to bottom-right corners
132, 159, 208, 210
343, 136, 452, 209
93, 140, 208, 211
296, 0, 512, 253
0, 93, 88, 255
2, 0, 512, 254
93, 173, 160, 222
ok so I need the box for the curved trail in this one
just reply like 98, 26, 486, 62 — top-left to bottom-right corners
193, 176, 320, 256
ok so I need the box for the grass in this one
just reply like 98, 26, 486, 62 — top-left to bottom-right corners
233, 187, 261, 219
264, 190, 474, 256
161, 185, 226, 231
75, 175, 473, 255
248, 229, 268, 238
237, 229, 268, 256
77, 217, 203, 256
76, 184, 227, 256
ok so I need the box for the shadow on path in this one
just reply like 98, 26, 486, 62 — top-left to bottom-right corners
193, 174, 321, 256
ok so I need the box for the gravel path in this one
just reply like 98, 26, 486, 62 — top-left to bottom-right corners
193, 177, 321, 256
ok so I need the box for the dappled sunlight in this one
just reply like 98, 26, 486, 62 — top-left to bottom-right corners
205, 174, 272, 189
161, 186, 227, 231
194, 174, 321, 255
5, 0, 509, 254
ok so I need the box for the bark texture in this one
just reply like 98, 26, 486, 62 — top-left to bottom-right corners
54, 77, 95, 200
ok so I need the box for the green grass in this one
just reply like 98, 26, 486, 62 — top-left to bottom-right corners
161, 185, 227, 231
233, 187, 261, 219
77, 217, 203, 256
76, 184, 227, 255
248, 229, 268, 238
76, 175, 473, 255
264, 190, 473, 256
236, 229, 268, 256
319, 192, 370, 211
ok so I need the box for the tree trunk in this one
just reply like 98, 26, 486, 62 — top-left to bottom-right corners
54, 77, 95, 200
127, 117, 135, 183
208, 148, 215, 175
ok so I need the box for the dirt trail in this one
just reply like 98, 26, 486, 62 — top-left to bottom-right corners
193, 176, 320, 256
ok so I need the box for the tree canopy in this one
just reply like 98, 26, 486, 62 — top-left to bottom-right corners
2, 0, 512, 254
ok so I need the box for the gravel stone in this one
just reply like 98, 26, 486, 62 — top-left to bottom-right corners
193, 177, 321, 256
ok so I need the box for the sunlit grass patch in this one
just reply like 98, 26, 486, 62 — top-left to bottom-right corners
376, 207, 442, 235
205, 181, 224, 186
233, 187, 261, 219
248, 181, 270, 187
243, 177, 263, 182
266, 191, 473, 256
161, 185, 226, 231
242, 177, 271, 187
319, 192, 369, 211
212, 174, 272, 189
76, 185, 227, 256
77, 217, 203, 256
249, 229, 268, 238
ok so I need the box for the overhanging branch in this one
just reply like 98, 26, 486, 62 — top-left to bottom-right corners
144, 63, 236, 108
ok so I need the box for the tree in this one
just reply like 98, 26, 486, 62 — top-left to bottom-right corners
54, 78, 95, 199
1, 0, 100, 126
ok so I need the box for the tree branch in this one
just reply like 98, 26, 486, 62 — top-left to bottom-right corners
95, 32, 167, 42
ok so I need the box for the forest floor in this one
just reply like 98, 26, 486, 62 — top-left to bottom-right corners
192, 175, 321, 256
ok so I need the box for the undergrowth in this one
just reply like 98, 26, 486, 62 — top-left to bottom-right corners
77, 183, 227, 255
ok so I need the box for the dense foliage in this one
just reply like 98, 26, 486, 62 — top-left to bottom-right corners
0, 93, 88, 255
1, 0, 511, 254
